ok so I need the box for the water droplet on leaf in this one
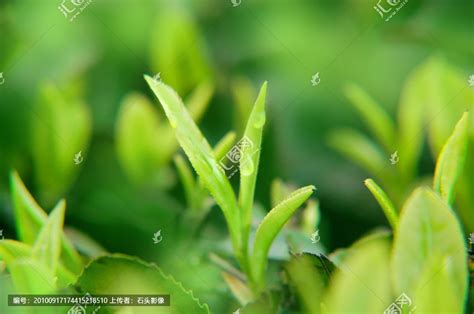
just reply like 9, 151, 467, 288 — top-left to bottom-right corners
253, 112, 266, 129
240, 157, 254, 176
169, 117, 177, 128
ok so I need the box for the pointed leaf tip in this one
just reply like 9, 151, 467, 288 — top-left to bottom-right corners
433, 111, 469, 203
364, 178, 398, 229
251, 184, 314, 290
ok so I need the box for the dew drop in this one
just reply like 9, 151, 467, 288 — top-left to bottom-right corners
169, 117, 177, 128
253, 112, 266, 129
240, 157, 254, 176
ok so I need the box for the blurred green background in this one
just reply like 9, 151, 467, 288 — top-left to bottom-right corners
0, 0, 473, 312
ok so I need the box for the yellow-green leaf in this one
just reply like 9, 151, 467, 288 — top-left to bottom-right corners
31, 82, 91, 204
144, 77, 241, 256
345, 84, 395, 151
10, 171, 83, 275
324, 237, 391, 313
75, 255, 210, 313
433, 112, 469, 204
414, 255, 464, 313
9, 258, 56, 294
116, 92, 164, 183
364, 179, 398, 229
32, 200, 66, 275
392, 188, 467, 305
328, 129, 386, 176
239, 82, 267, 255
0, 240, 76, 289
149, 6, 212, 96
251, 185, 314, 290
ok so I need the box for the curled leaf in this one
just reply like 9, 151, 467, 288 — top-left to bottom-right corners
433, 112, 469, 204
251, 185, 315, 290
364, 178, 398, 229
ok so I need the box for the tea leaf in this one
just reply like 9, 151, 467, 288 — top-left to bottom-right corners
32, 200, 65, 275
328, 129, 386, 176
345, 84, 395, 151
31, 82, 91, 204
0, 240, 76, 288
0, 240, 31, 264
160, 82, 215, 163
116, 83, 213, 186
324, 237, 391, 313
329, 229, 391, 267
10, 171, 46, 244
397, 63, 428, 179
419, 58, 474, 154
116, 93, 164, 183
239, 82, 267, 254
392, 188, 467, 301
414, 255, 464, 313
364, 179, 398, 229
9, 258, 56, 293
10, 171, 83, 275
145, 77, 241, 254
251, 185, 314, 289
150, 7, 212, 95
75, 255, 210, 313
433, 112, 469, 204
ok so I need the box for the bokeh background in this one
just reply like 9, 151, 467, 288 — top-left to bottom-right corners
1, 0, 473, 312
